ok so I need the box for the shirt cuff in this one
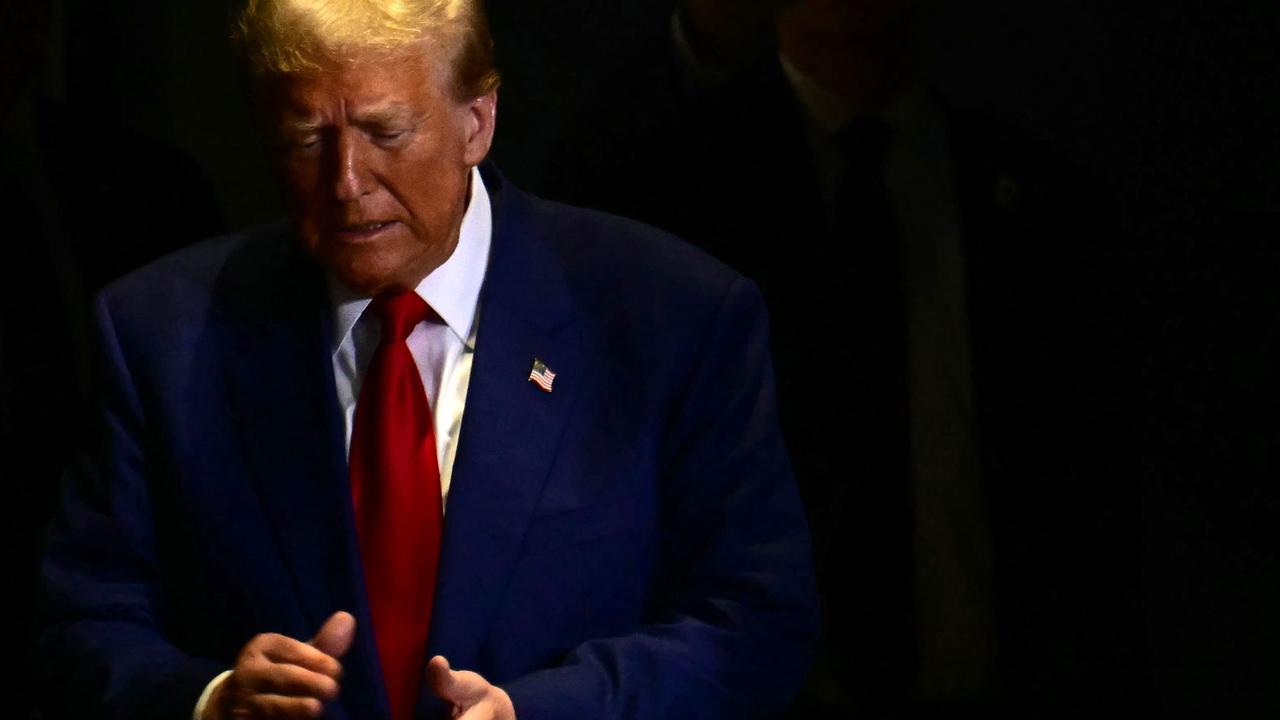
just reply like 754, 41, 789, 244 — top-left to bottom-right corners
192, 669, 233, 720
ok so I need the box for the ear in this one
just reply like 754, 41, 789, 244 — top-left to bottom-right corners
461, 90, 498, 167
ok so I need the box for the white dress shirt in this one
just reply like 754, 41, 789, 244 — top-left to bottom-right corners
776, 58, 997, 700
328, 165, 491, 505
193, 166, 492, 719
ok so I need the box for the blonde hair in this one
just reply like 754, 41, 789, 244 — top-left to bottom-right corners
231, 0, 500, 99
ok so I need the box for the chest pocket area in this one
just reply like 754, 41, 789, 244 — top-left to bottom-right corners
520, 501, 648, 554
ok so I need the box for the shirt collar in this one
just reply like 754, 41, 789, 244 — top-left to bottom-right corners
328, 165, 492, 353
779, 54, 856, 138
778, 53, 932, 145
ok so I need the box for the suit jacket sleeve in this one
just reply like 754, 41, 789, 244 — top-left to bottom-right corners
501, 276, 819, 719
37, 292, 226, 719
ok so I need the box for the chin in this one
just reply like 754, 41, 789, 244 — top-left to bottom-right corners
301, 230, 434, 296
332, 267, 400, 296
330, 255, 426, 297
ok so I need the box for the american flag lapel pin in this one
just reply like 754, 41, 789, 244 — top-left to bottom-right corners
528, 358, 556, 392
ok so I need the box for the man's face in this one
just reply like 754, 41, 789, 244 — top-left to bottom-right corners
265, 46, 496, 295
783, 0, 919, 41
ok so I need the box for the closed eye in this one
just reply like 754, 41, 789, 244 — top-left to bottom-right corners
371, 128, 408, 144
279, 129, 322, 152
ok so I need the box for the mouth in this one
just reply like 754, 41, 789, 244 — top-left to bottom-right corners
330, 220, 397, 243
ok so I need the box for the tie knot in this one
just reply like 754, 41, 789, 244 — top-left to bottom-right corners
369, 289, 433, 342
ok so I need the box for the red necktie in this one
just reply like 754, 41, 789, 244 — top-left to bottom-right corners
349, 289, 442, 720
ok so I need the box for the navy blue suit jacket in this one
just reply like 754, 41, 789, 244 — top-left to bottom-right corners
38, 165, 818, 719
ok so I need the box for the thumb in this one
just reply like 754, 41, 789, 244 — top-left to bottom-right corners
427, 655, 489, 706
426, 655, 456, 700
310, 611, 356, 659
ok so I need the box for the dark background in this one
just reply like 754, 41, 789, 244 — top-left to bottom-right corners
50, 0, 1280, 227
7, 0, 1278, 716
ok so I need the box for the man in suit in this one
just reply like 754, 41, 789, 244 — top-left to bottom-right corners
36, 1, 818, 718
545, 0, 1152, 716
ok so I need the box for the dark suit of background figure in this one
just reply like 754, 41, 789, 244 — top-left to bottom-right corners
1128, 209, 1280, 720
37, 165, 818, 720
2, 90, 222, 720
544, 51, 1153, 719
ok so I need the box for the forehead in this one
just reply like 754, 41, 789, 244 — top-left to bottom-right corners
266, 47, 451, 121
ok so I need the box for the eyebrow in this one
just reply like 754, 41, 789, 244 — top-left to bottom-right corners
280, 103, 423, 134
282, 118, 323, 134
352, 103, 418, 126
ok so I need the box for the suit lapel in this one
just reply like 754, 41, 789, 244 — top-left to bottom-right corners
425, 167, 588, 676
220, 231, 387, 718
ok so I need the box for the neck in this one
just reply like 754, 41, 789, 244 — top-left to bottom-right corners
776, 8, 923, 118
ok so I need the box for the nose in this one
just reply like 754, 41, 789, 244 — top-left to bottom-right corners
331, 130, 373, 202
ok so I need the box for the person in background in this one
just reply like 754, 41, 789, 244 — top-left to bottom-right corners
548, 0, 1153, 716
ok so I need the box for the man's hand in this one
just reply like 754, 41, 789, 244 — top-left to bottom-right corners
206, 611, 356, 719
426, 655, 516, 720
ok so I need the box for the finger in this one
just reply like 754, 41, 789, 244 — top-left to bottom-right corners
247, 693, 324, 719
241, 659, 340, 701
455, 689, 515, 720
426, 656, 490, 706
456, 702, 492, 720
257, 634, 343, 678
425, 655, 454, 700
456, 699, 512, 720
309, 611, 356, 659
